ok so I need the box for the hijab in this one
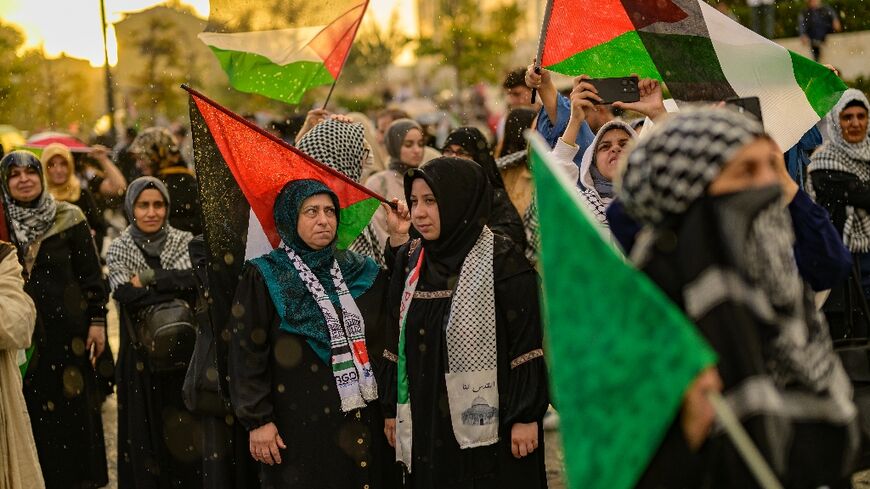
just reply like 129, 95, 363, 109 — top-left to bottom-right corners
250, 179, 379, 364
498, 107, 536, 159
404, 157, 492, 281
806, 90, 870, 252
40, 142, 81, 203
131, 127, 190, 176
0, 151, 58, 249
825, 89, 870, 163
443, 127, 506, 190
124, 176, 171, 258
385, 118, 422, 173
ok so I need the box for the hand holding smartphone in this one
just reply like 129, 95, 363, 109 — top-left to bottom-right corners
587, 76, 640, 105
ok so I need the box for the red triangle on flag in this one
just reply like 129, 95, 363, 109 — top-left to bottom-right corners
309, 2, 368, 79
190, 89, 383, 249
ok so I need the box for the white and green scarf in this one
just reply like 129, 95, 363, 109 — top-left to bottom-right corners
287, 247, 378, 412
396, 227, 498, 471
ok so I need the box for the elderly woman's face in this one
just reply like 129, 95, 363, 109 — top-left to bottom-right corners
410, 178, 441, 240
133, 188, 167, 234
7, 166, 42, 203
840, 106, 869, 144
296, 194, 337, 250
707, 137, 779, 196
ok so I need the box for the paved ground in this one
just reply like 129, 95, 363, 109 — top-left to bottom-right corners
99, 298, 870, 488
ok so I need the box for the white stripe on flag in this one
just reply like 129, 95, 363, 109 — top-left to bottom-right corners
699, 1, 820, 151
245, 209, 274, 261
199, 27, 326, 66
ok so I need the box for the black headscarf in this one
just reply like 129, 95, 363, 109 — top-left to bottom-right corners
443, 127, 527, 248
404, 157, 492, 280
500, 108, 536, 158
443, 127, 505, 190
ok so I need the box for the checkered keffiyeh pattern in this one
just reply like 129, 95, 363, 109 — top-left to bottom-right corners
619, 109, 763, 227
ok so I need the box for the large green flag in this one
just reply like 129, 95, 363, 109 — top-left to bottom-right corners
528, 134, 717, 489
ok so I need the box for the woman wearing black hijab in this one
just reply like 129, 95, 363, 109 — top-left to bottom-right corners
380, 157, 549, 489
442, 128, 528, 250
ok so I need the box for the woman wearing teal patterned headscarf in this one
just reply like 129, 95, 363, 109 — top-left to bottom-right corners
228, 179, 398, 489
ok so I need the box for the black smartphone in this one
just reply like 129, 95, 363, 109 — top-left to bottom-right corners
725, 96, 763, 125
587, 76, 640, 105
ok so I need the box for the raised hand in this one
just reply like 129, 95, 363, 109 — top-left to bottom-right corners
613, 75, 667, 120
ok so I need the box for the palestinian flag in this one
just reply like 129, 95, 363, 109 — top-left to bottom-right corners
539, 0, 847, 150
199, 0, 368, 104
529, 132, 716, 489
188, 86, 386, 391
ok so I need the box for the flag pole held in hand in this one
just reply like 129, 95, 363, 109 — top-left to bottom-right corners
531, 0, 554, 104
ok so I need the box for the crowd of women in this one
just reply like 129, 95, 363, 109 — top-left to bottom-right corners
0, 60, 868, 489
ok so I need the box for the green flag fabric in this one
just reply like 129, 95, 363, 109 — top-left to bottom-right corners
528, 133, 717, 489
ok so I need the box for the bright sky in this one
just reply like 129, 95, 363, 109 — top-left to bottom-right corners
0, 0, 414, 67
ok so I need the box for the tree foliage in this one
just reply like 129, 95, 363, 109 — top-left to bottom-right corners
0, 21, 98, 133
415, 0, 521, 87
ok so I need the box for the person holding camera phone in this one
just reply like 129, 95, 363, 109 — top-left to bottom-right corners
107, 176, 201, 489
0, 150, 110, 489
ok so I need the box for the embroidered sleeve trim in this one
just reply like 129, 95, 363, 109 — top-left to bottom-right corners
510, 349, 544, 369
412, 290, 453, 299
383, 350, 398, 363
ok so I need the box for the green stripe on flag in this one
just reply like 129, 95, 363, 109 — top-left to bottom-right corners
546, 31, 662, 80
788, 50, 848, 118
337, 197, 381, 249
209, 47, 335, 104
529, 134, 716, 489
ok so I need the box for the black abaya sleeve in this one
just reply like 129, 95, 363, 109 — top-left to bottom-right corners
228, 265, 277, 431
498, 267, 549, 426
67, 220, 108, 325
151, 269, 198, 294
378, 242, 410, 418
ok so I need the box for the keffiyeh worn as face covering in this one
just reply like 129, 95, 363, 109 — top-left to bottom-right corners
807, 89, 870, 252
250, 180, 380, 411
0, 151, 58, 249
619, 108, 764, 227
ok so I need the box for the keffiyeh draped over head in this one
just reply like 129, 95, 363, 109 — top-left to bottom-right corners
296, 119, 385, 266
622, 108, 857, 480
619, 108, 764, 227
807, 89, 870, 252
40, 142, 81, 203
0, 151, 58, 249
385, 118, 422, 172
250, 180, 380, 410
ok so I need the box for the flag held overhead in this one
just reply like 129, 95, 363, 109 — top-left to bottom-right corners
536, 0, 847, 151
183, 84, 386, 252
